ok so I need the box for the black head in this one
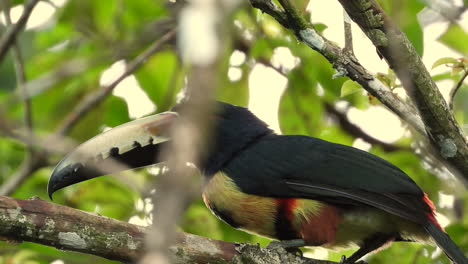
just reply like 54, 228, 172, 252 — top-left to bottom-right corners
201, 101, 274, 175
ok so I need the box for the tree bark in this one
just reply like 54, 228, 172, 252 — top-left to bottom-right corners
337, 0, 468, 184
0, 196, 337, 264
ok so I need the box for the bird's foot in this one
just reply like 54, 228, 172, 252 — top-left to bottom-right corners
340, 255, 367, 264
266, 239, 305, 257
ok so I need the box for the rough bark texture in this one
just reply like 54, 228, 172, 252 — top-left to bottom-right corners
250, 0, 426, 136
0, 196, 337, 264
337, 0, 468, 183
250, 0, 468, 185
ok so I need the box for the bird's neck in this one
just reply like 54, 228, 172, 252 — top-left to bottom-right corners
201, 119, 274, 176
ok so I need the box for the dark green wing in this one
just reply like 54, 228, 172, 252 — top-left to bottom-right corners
222, 134, 430, 223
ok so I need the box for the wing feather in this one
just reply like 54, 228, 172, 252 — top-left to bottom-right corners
223, 134, 431, 224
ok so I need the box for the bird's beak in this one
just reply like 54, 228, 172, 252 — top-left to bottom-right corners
48, 111, 178, 199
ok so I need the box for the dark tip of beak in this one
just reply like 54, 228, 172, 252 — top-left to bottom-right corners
48, 163, 91, 201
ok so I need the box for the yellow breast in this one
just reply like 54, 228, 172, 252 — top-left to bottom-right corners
202, 172, 278, 239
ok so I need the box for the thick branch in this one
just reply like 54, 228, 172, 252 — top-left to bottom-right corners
337, 0, 468, 184
0, 196, 336, 264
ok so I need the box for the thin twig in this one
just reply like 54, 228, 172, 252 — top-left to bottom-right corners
249, 0, 426, 136
449, 69, 468, 111
56, 29, 176, 136
251, 0, 468, 184
0, 29, 176, 196
0, 0, 40, 64
324, 103, 411, 152
2, 0, 34, 152
0, 0, 37, 196
0, 155, 47, 195
338, 0, 468, 184
343, 10, 354, 55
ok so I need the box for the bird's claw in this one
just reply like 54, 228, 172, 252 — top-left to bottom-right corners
266, 240, 303, 257
266, 241, 283, 249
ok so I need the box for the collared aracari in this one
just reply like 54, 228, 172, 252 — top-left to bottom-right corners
48, 101, 467, 264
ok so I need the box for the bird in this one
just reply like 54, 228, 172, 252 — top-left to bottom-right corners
48, 101, 467, 264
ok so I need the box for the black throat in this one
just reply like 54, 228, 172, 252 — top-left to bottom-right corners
200, 102, 274, 176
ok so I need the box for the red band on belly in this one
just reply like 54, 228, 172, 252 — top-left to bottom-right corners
300, 205, 341, 246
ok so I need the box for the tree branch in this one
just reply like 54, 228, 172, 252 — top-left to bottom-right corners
337, 0, 468, 184
0, 196, 338, 264
56, 29, 176, 136
0, 29, 177, 196
324, 103, 411, 152
0, 155, 47, 196
449, 69, 468, 111
248, 0, 427, 137
343, 10, 354, 55
0, 0, 40, 64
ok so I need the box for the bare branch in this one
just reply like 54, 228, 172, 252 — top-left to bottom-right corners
0, 29, 176, 196
249, 0, 426, 136
343, 10, 354, 55
337, 0, 468, 184
0, 155, 47, 196
56, 29, 176, 136
0, 196, 338, 264
2, 0, 35, 154
0, 0, 40, 64
449, 69, 468, 111
324, 103, 411, 152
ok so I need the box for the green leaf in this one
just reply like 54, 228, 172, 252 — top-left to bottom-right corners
216, 67, 249, 107
278, 71, 323, 137
438, 24, 468, 55
312, 23, 328, 33
340, 80, 362, 97
135, 50, 181, 112
250, 39, 275, 60
103, 96, 131, 127
181, 200, 222, 239
432, 57, 459, 69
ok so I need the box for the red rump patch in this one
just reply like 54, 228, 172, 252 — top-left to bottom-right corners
423, 193, 444, 231
300, 205, 340, 245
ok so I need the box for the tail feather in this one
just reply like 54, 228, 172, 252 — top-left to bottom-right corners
424, 220, 467, 264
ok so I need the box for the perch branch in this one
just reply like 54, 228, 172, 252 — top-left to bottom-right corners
0, 196, 338, 264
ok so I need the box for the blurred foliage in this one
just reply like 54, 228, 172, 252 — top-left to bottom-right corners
0, 0, 467, 264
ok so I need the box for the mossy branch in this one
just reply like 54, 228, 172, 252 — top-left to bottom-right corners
337, 0, 468, 184
250, 0, 468, 185
0, 196, 338, 264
